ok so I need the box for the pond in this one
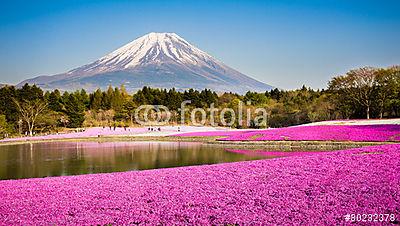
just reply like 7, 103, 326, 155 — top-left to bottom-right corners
0, 141, 278, 180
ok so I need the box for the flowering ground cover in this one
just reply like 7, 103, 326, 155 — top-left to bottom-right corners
172, 129, 252, 137
225, 149, 323, 157
0, 144, 399, 224
0, 126, 228, 143
0, 127, 147, 143
303, 118, 400, 126
217, 125, 400, 142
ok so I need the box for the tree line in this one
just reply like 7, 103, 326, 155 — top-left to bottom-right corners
0, 65, 398, 137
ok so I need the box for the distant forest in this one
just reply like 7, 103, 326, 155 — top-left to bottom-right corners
0, 66, 399, 136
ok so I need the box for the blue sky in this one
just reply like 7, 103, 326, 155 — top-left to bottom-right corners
0, 0, 399, 89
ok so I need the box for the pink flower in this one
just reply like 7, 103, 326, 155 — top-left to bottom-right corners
215, 125, 400, 142
0, 144, 399, 224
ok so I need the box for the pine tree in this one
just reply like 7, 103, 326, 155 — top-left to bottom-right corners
101, 85, 114, 110
121, 99, 136, 125
65, 94, 85, 128
79, 89, 90, 110
111, 87, 124, 112
120, 84, 128, 97
90, 89, 103, 111
0, 85, 18, 123
17, 84, 43, 101
48, 89, 63, 112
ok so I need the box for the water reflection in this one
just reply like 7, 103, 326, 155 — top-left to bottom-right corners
0, 141, 267, 180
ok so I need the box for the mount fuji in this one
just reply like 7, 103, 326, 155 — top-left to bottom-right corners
19, 32, 273, 93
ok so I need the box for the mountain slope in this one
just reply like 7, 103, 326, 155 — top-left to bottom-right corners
19, 32, 273, 93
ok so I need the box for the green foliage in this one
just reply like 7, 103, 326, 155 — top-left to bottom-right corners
0, 114, 11, 136
0, 85, 18, 123
17, 83, 43, 102
46, 89, 63, 112
119, 100, 136, 125
0, 65, 398, 133
328, 66, 400, 119
65, 93, 85, 128
111, 87, 124, 112
36, 110, 66, 132
90, 89, 103, 111
244, 91, 268, 105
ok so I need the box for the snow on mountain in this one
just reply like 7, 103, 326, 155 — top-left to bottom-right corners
19, 32, 273, 93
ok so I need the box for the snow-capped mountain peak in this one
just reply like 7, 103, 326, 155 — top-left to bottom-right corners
19, 32, 273, 93
70, 32, 221, 75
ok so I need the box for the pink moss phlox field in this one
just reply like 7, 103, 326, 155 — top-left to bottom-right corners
1, 144, 399, 225
173, 130, 252, 137
0, 127, 148, 142
225, 149, 323, 157
0, 126, 211, 143
216, 125, 400, 142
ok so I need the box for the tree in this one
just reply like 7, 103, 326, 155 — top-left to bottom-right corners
374, 67, 398, 118
183, 89, 201, 107
65, 94, 85, 128
101, 86, 114, 110
328, 67, 378, 119
387, 66, 400, 117
111, 87, 124, 112
0, 114, 11, 137
90, 89, 103, 111
17, 83, 43, 101
268, 88, 283, 100
120, 84, 129, 98
79, 89, 90, 110
244, 91, 268, 105
121, 100, 137, 125
133, 90, 148, 105
13, 98, 48, 136
0, 85, 18, 123
47, 89, 63, 112
36, 110, 65, 132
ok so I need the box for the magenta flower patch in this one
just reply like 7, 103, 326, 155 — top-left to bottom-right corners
215, 125, 400, 142
225, 149, 323, 157
0, 144, 399, 224
173, 130, 252, 137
